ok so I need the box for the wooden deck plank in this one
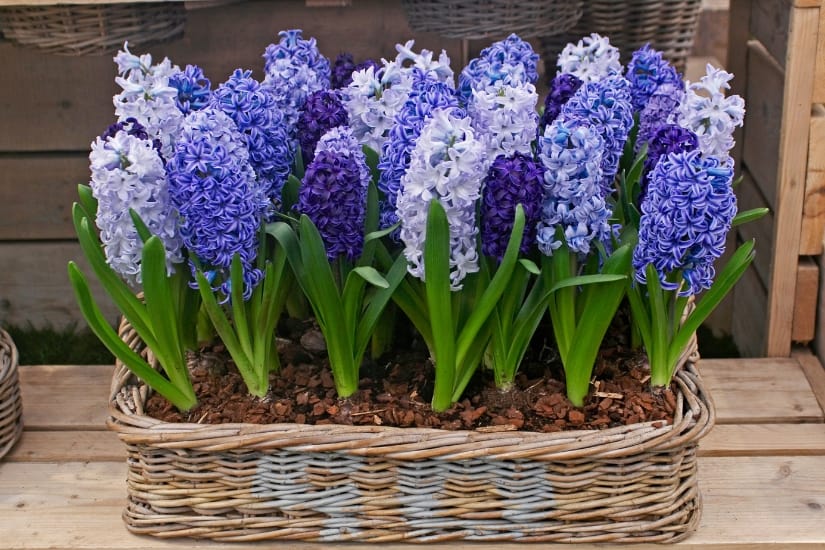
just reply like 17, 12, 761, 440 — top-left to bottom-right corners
700, 424, 825, 456
794, 349, 825, 415
1, 458, 824, 549
4, 431, 124, 463
699, 357, 825, 423
18, 364, 112, 430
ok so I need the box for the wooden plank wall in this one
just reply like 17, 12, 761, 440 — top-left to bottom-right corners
728, 0, 823, 357
0, 0, 465, 328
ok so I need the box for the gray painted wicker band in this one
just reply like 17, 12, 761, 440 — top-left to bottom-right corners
109, 319, 713, 543
0, 329, 22, 459
400, 0, 584, 39
0, 4, 185, 56
540, 0, 703, 73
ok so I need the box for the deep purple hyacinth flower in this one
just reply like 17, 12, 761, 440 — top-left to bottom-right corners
298, 150, 367, 261
169, 64, 212, 115
643, 124, 699, 189
625, 44, 681, 111
633, 149, 737, 296
331, 53, 356, 89
481, 153, 545, 261
540, 73, 583, 132
296, 89, 349, 164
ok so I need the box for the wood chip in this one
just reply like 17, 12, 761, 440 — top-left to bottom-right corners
476, 424, 518, 433
594, 391, 624, 399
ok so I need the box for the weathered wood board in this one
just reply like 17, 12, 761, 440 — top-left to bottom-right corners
731, 250, 768, 357
800, 105, 825, 254
0, 154, 89, 241
741, 40, 783, 210
792, 257, 819, 343
0, 241, 119, 327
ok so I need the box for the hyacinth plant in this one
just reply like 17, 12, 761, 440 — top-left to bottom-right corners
269, 127, 407, 398
69, 119, 198, 411
626, 64, 764, 387
390, 107, 530, 412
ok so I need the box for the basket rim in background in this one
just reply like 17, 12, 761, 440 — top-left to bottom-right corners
400, 0, 584, 40
106, 318, 714, 543
0, 3, 186, 56
0, 328, 23, 460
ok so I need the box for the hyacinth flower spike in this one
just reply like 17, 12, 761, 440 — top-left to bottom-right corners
536, 119, 633, 407
269, 128, 407, 398
628, 150, 760, 387
69, 121, 198, 411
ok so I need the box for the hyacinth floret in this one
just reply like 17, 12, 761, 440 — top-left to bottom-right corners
112, 42, 183, 160
458, 33, 539, 104
89, 119, 183, 286
636, 83, 684, 148
396, 107, 487, 289
633, 149, 737, 296
560, 75, 634, 193
540, 73, 583, 131
480, 153, 544, 261
394, 40, 455, 85
378, 73, 459, 229
535, 118, 611, 257
643, 124, 699, 187
211, 68, 293, 206
468, 80, 538, 159
677, 64, 745, 163
263, 29, 331, 138
556, 33, 622, 83
166, 108, 267, 301
625, 44, 681, 111
343, 64, 407, 151
297, 127, 370, 261
169, 64, 212, 115
296, 89, 349, 164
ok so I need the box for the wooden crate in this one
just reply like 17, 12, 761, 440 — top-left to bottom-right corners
727, 0, 825, 356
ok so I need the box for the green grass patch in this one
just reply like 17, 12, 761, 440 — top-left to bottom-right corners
3, 322, 114, 365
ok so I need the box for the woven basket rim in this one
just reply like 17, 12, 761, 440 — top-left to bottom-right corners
107, 320, 715, 461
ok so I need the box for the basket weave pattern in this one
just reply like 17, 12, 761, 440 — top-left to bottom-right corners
400, 0, 583, 40
109, 321, 713, 543
540, 0, 703, 74
0, 4, 185, 56
0, 329, 22, 459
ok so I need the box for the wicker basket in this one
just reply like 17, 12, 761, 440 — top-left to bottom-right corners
539, 0, 703, 74
400, 0, 584, 40
108, 320, 713, 543
0, 4, 186, 56
0, 329, 22, 459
